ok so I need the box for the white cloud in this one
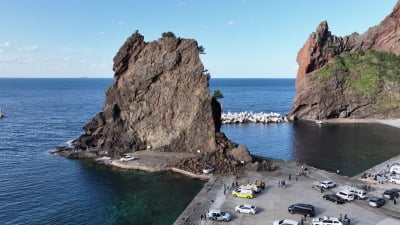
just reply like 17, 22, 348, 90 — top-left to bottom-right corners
80, 59, 87, 63
228, 20, 235, 26
117, 21, 124, 26
18, 45, 38, 52
2, 42, 10, 47
99, 31, 105, 35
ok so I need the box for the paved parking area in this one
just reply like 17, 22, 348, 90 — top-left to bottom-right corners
174, 160, 400, 225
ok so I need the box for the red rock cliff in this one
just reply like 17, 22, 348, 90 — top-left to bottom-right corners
291, 1, 400, 120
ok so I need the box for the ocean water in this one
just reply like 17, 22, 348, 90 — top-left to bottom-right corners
1, 78, 400, 225
209, 78, 400, 176
0, 78, 203, 225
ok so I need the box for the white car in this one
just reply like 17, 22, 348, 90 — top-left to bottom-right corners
206, 209, 231, 222
320, 180, 336, 189
273, 219, 299, 225
312, 216, 343, 225
336, 190, 355, 201
119, 155, 135, 162
235, 204, 256, 215
389, 176, 400, 184
203, 167, 215, 174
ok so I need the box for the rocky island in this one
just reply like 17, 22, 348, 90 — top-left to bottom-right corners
290, 1, 400, 121
54, 31, 271, 175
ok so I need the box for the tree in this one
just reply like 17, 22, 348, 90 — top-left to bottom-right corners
161, 31, 176, 38
212, 90, 224, 99
198, 45, 206, 54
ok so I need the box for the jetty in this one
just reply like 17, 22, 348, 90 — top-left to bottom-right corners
221, 111, 287, 124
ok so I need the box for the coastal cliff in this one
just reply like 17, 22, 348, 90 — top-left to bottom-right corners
56, 31, 256, 174
290, 1, 400, 120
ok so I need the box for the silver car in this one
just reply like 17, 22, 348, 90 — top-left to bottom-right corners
206, 209, 231, 222
235, 204, 257, 215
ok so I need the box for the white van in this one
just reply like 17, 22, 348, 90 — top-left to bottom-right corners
336, 190, 355, 201
389, 176, 400, 184
349, 189, 368, 199
390, 164, 400, 174
342, 185, 368, 199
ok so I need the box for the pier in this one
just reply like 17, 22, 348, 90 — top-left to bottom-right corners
221, 111, 287, 124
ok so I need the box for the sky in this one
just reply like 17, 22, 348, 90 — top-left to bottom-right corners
0, 0, 398, 78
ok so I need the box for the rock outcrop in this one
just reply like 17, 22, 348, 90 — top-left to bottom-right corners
55, 31, 256, 174
291, 1, 400, 120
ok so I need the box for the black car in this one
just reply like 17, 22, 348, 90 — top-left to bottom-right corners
323, 194, 346, 204
288, 203, 315, 216
383, 190, 399, 200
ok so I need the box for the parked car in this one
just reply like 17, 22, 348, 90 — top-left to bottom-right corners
235, 204, 257, 214
336, 190, 355, 201
383, 190, 399, 200
369, 197, 386, 207
312, 216, 343, 225
273, 219, 299, 225
322, 194, 346, 204
389, 176, 400, 184
206, 209, 231, 222
349, 188, 368, 200
240, 183, 261, 193
288, 203, 315, 217
320, 180, 336, 189
202, 167, 215, 174
232, 188, 254, 199
119, 155, 135, 162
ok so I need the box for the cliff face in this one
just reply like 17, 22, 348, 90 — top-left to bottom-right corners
72, 31, 219, 157
291, 1, 400, 120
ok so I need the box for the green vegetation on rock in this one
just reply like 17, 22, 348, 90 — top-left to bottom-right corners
315, 50, 400, 95
212, 90, 224, 99
161, 31, 176, 38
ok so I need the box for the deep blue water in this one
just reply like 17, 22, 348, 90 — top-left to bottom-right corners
1, 78, 400, 224
210, 78, 400, 176
0, 78, 203, 225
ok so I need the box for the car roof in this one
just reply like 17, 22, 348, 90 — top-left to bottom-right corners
292, 203, 313, 208
208, 209, 222, 213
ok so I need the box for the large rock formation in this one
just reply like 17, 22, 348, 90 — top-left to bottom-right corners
70, 31, 220, 157
55, 31, 259, 174
291, 1, 400, 120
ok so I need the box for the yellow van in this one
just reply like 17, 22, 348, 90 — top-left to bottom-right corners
232, 188, 254, 199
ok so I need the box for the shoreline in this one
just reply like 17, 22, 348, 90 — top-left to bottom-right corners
111, 160, 212, 180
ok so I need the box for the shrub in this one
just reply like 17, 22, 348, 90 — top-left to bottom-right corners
161, 31, 176, 38
212, 90, 224, 99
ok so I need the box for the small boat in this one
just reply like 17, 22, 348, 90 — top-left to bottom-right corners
315, 120, 323, 124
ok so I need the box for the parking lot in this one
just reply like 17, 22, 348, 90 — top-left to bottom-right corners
174, 160, 400, 225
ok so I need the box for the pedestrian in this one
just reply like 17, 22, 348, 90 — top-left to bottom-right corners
235, 181, 238, 187
339, 214, 343, 222
344, 214, 347, 220
295, 176, 298, 181
300, 217, 304, 225
232, 182, 234, 188
304, 214, 307, 221
224, 188, 226, 195
394, 197, 397, 205
282, 180, 286, 189
200, 214, 204, 221
289, 174, 291, 180
278, 180, 281, 187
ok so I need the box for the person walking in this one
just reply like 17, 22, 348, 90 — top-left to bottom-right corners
300, 217, 304, 225
289, 174, 291, 180
394, 197, 397, 205
278, 180, 281, 188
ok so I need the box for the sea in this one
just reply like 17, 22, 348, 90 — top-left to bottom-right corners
1, 78, 400, 225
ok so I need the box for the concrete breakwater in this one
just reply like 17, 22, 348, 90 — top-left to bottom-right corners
221, 111, 287, 124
